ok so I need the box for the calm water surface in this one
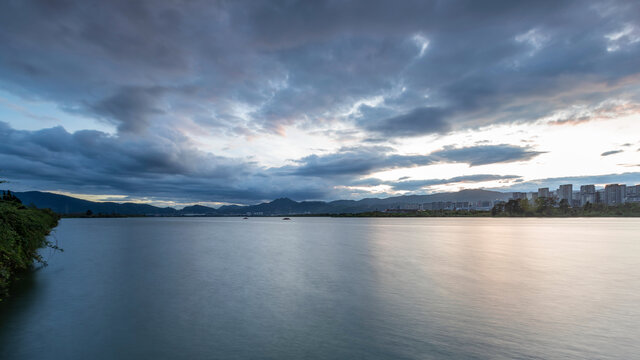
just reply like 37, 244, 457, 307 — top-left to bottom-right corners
1, 217, 639, 359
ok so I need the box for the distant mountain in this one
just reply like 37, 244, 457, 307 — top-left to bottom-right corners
13, 191, 178, 216
181, 189, 510, 215
180, 205, 218, 215
12, 189, 511, 216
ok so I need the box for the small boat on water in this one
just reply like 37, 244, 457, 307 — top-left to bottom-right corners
282, 217, 291, 220
243, 217, 248, 219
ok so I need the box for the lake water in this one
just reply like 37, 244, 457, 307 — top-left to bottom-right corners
1, 217, 639, 359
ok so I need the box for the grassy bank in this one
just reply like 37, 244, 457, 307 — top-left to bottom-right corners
0, 195, 60, 301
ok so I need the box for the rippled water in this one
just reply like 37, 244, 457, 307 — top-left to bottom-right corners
1, 217, 639, 359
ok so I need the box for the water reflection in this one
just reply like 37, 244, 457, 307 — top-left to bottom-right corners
1, 217, 639, 359
365, 218, 640, 358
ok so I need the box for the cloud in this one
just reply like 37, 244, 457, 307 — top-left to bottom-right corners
547, 101, 640, 126
89, 86, 166, 133
0, 0, 639, 139
0, 122, 544, 203
362, 107, 452, 137
278, 143, 543, 178
0, 122, 331, 203
601, 150, 623, 156
280, 146, 435, 177
387, 174, 521, 191
430, 144, 544, 166
0, 1, 639, 202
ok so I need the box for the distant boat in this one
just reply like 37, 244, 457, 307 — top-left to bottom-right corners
282, 217, 291, 220
243, 217, 248, 219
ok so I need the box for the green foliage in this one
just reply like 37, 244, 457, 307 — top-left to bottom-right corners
491, 202, 504, 216
490, 199, 640, 217
558, 199, 570, 214
0, 200, 60, 301
504, 199, 525, 215
535, 197, 557, 215
337, 202, 640, 218
1, 190, 22, 204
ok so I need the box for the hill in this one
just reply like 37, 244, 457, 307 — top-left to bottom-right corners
12, 189, 511, 216
14, 191, 178, 216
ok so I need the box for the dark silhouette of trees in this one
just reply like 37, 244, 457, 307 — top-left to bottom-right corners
491, 202, 504, 215
504, 199, 524, 215
558, 199, 570, 214
1, 190, 22, 204
535, 197, 556, 215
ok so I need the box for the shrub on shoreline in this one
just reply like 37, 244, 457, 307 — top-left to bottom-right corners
0, 199, 60, 301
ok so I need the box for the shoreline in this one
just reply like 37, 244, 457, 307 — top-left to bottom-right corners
0, 200, 60, 301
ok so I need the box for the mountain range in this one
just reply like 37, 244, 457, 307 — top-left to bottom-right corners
11, 189, 511, 216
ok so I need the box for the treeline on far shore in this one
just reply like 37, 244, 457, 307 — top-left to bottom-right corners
333, 200, 640, 217
490, 198, 640, 217
61, 210, 146, 218
57, 202, 640, 218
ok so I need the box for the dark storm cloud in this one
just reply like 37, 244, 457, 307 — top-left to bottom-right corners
387, 174, 521, 191
1, 0, 639, 201
280, 146, 435, 177
0, 122, 538, 202
89, 87, 166, 133
1, 0, 639, 136
0, 122, 330, 203
431, 145, 545, 166
363, 107, 452, 137
277, 144, 542, 178
601, 150, 624, 156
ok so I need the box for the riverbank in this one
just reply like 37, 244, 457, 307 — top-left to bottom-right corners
0, 198, 60, 301
332, 202, 640, 217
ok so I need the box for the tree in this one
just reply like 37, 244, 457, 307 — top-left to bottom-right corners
504, 199, 524, 215
535, 197, 556, 215
519, 198, 532, 215
2, 189, 21, 204
491, 202, 505, 216
558, 199, 570, 214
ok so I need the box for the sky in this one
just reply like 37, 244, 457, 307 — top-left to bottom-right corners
0, 0, 639, 207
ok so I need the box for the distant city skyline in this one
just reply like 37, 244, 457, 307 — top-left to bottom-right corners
1, 1, 639, 207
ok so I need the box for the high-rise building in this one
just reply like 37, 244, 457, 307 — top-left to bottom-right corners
572, 191, 581, 207
538, 187, 550, 198
627, 185, 640, 196
511, 192, 527, 200
626, 185, 640, 203
580, 185, 596, 206
604, 184, 626, 205
558, 184, 573, 204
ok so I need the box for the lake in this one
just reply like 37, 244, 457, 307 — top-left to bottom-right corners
1, 217, 639, 359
